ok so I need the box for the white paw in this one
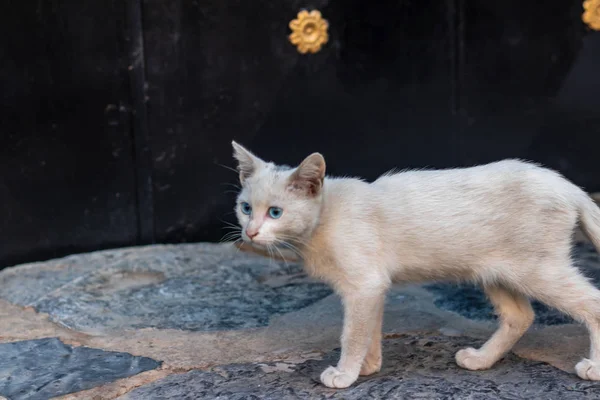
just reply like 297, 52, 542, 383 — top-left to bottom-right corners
320, 366, 358, 388
455, 347, 493, 371
576, 358, 600, 380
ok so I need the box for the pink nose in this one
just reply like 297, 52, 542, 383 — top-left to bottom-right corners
246, 229, 259, 239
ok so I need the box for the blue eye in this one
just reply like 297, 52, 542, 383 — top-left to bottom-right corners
240, 202, 252, 215
268, 207, 283, 219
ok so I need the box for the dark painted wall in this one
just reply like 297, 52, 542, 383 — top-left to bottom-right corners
1, 0, 599, 268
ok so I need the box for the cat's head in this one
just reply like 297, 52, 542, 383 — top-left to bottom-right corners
231, 141, 326, 249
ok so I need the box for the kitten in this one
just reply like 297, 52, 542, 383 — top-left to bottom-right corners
231, 141, 600, 388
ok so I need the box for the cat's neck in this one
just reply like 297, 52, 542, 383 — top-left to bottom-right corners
298, 177, 362, 263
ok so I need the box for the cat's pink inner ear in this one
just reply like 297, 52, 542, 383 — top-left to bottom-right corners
288, 153, 326, 196
231, 141, 262, 183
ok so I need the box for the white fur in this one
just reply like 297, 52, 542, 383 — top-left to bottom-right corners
231, 141, 600, 388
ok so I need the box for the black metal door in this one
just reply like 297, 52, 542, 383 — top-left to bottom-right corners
1, 0, 599, 267
0, 1, 139, 267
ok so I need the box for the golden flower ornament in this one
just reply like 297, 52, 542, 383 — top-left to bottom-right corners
289, 10, 329, 54
583, 0, 600, 30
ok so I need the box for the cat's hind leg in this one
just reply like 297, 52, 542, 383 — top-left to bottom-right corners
456, 285, 534, 371
528, 266, 600, 380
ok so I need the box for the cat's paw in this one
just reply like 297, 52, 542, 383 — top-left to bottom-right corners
576, 358, 600, 380
455, 347, 494, 371
320, 366, 358, 388
360, 355, 382, 376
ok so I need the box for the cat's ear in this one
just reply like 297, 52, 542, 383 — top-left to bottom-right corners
288, 153, 326, 196
231, 141, 263, 183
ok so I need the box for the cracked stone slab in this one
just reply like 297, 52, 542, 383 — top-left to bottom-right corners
0, 244, 332, 333
119, 333, 600, 400
425, 242, 600, 326
0, 338, 160, 400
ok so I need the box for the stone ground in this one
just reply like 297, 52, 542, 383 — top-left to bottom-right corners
1, 238, 600, 399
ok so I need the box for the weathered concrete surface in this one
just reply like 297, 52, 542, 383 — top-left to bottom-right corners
0, 338, 160, 400
0, 241, 599, 399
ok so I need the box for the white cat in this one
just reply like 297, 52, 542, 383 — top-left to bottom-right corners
231, 141, 600, 389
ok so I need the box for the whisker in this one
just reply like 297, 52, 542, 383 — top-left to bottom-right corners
220, 234, 241, 244
221, 230, 240, 237
266, 244, 276, 267
215, 163, 239, 175
277, 240, 305, 260
218, 219, 240, 229
220, 231, 241, 239
229, 239, 245, 256
272, 244, 289, 267
219, 229, 241, 238
220, 224, 241, 231
220, 182, 241, 188
222, 224, 240, 230
220, 229, 242, 241
275, 234, 314, 252
221, 226, 241, 232
272, 237, 303, 259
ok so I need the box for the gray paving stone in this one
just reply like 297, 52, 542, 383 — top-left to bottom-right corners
425, 243, 600, 326
0, 244, 332, 332
3, 242, 599, 399
120, 333, 600, 400
0, 338, 160, 400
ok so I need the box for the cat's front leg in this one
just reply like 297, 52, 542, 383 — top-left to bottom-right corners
360, 298, 384, 376
320, 287, 387, 389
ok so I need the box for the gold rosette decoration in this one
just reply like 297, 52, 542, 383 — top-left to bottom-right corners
583, 0, 600, 30
289, 10, 329, 54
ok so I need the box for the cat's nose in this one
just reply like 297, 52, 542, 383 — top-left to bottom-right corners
246, 228, 259, 240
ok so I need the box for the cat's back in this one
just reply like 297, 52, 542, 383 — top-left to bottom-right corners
320, 158, 575, 231
369, 158, 579, 224
372, 159, 563, 197
365, 159, 579, 266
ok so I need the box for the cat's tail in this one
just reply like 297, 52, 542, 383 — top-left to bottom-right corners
577, 192, 600, 251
